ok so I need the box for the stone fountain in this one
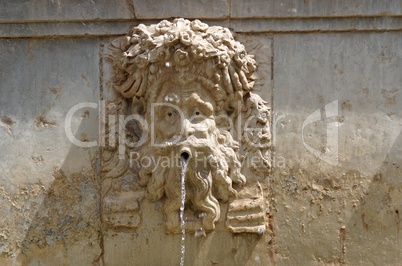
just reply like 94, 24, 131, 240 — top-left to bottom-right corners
101, 18, 272, 264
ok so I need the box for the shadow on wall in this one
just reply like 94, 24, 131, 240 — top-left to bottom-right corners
17, 119, 103, 265
0, 37, 265, 265
0, 38, 104, 265
103, 198, 263, 265
12, 109, 264, 266
345, 130, 402, 264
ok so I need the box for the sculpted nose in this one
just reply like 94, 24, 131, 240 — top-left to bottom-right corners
182, 119, 195, 136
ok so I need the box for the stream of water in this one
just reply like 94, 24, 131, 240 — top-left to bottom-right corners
179, 158, 188, 266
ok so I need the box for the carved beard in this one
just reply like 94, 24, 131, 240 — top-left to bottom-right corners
138, 130, 245, 233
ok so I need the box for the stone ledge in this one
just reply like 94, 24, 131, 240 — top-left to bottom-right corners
1, 0, 401, 23
228, 17, 402, 33
1, 17, 402, 38
0, 21, 135, 38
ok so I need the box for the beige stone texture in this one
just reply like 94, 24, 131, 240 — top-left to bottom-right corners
100, 19, 274, 264
0, 0, 134, 22
133, 0, 229, 19
273, 32, 402, 265
0, 1, 401, 265
231, 0, 402, 18
0, 38, 102, 264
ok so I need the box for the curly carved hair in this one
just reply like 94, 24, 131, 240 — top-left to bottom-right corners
109, 18, 258, 114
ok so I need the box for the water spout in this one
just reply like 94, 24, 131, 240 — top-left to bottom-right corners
179, 147, 192, 162
181, 151, 190, 161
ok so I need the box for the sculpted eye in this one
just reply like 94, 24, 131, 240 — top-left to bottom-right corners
162, 108, 178, 121
193, 108, 204, 116
191, 109, 207, 124
166, 111, 176, 119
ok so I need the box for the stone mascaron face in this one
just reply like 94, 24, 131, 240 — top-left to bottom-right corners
139, 75, 246, 233
103, 18, 271, 234
153, 79, 217, 144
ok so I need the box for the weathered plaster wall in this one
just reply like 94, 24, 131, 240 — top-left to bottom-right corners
0, 1, 401, 265
0, 38, 102, 265
273, 32, 402, 265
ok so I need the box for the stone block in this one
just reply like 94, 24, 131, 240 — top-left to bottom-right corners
273, 32, 402, 265
133, 0, 229, 19
103, 202, 273, 265
0, 38, 102, 263
232, 0, 402, 18
0, 0, 134, 22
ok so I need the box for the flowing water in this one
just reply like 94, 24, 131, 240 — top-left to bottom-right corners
179, 158, 188, 266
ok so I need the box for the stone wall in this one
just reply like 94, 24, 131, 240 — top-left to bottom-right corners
1, 1, 401, 265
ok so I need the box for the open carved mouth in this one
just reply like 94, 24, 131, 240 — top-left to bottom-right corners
180, 150, 191, 161
180, 152, 190, 161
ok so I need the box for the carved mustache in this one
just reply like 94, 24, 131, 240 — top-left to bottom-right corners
154, 135, 216, 155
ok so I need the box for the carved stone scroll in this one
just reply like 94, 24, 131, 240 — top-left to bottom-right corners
102, 18, 271, 234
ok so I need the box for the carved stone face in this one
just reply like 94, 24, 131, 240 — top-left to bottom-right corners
136, 77, 247, 233
153, 80, 217, 144
105, 19, 271, 235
